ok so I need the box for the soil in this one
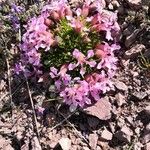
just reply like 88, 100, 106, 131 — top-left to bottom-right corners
0, 0, 150, 150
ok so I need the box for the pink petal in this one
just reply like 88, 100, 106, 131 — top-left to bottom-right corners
68, 63, 77, 70
87, 60, 96, 67
80, 67, 85, 77
87, 50, 94, 58
106, 30, 113, 41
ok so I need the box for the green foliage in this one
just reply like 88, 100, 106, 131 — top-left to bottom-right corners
56, 19, 100, 53
138, 52, 150, 69
42, 18, 100, 69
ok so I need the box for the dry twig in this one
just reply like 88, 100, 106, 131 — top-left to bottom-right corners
1, 34, 13, 114
49, 110, 76, 132
58, 111, 90, 146
6, 58, 12, 107
25, 77, 40, 140
0, 81, 25, 103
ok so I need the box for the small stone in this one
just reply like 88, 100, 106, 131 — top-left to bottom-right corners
108, 3, 113, 10
142, 127, 150, 144
131, 71, 139, 77
89, 133, 98, 150
134, 142, 143, 150
101, 129, 113, 141
97, 141, 110, 150
115, 126, 133, 143
131, 91, 148, 101
121, 126, 133, 136
124, 44, 145, 59
31, 136, 42, 150
96, 146, 102, 150
118, 5, 125, 15
123, 25, 135, 36
83, 147, 90, 150
48, 141, 58, 149
143, 134, 150, 144
114, 81, 128, 91
16, 131, 23, 140
146, 90, 150, 98
146, 123, 150, 131
135, 128, 141, 135
117, 117, 125, 127
126, 0, 142, 9
111, 0, 120, 8
144, 105, 150, 116
126, 116, 134, 125
58, 138, 71, 150
125, 29, 143, 48
109, 122, 116, 133
115, 93, 126, 106
145, 142, 150, 150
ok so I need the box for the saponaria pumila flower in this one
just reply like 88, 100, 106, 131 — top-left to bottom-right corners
16, 0, 120, 110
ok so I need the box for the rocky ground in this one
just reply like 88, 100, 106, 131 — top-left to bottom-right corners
0, 0, 150, 150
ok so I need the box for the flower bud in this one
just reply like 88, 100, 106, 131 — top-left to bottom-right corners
91, 14, 99, 25
65, 6, 72, 17
59, 64, 68, 77
95, 49, 106, 58
44, 18, 52, 26
51, 11, 60, 21
82, 4, 89, 17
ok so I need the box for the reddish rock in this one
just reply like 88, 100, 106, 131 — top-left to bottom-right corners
84, 97, 111, 120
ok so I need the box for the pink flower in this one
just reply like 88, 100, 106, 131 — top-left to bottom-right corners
17, 0, 120, 109
68, 49, 96, 76
70, 18, 84, 33
73, 49, 86, 63
55, 79, 62, 91
50, 67, 58, 78
81, 4, 89, 17
60, 79, 90, 107
27, 49, 41, 66
59, 64, 68, 77
15, 63, 25, 75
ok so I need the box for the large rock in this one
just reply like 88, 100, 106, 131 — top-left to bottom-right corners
84, 97, 111, 120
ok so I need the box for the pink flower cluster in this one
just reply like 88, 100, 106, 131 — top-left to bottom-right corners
17, 0, 120, 109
